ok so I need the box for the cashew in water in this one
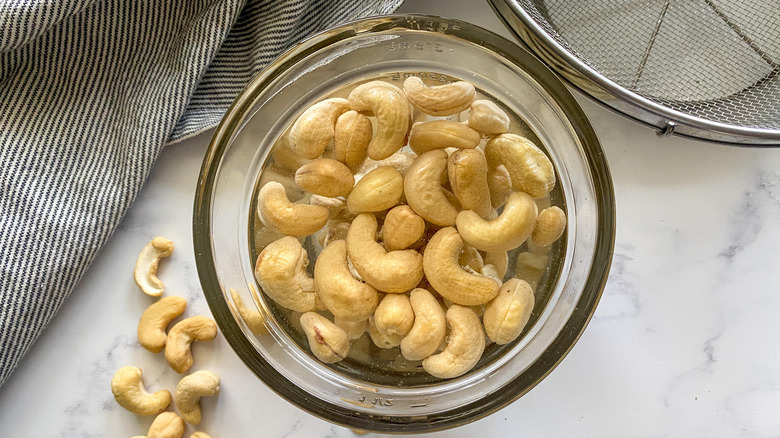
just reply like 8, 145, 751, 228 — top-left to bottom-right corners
309, 195, 346, 219
175, 370, 220, 425
288, 98, 349, 159
404, 150, 459, 226
408, 121, 481, 155
467, 100, 510, 135
315, 219, 351, 248
456, 191, 538, 252
294, 158, 354, 197
254, 236, 320, 312
368, 316, 403, 349
165, 316, 218, 374
346, 213, 424, 293
487, 164, 512, 209
271, 138, 309, 172
531, 206, 566, 246
483, 278, 535, 345
374, 293, 415, 338
134, 237, 174, 297
448, 148, 492, 218
381, 205, 425, 251
346, 166, 404, 214
400, 288, 446, 361
229, 288, 268, 336
334, 110, 372, 172
138, 296, 187, 353
515, 251, 548, 290
111, 366, 171, 416
147, 412, 185, 438
314, 240, 378, 321
422, 305, 485, 378
348, 81, 410, 160
256, 181, 328, 236
300, 312, 350, 363
355, 149, 416, 179
484, 133, 555, 198
458, 243, 484, 273
402, 76, 476, 116
335, 317, 368, 340
422, 227, 499, 306
484, 250, 509, 279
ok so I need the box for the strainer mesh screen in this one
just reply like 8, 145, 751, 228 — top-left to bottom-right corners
516, 0, 780, 130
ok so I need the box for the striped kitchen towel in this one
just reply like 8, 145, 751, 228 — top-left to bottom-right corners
0, 0, 402, 389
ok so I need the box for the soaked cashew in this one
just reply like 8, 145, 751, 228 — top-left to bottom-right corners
487, 164, 512, 209
256, 181, 328, 236
134, 237, 174, 297
485, 134, 555, 198
467, 100, 510, 135
423, 227, 500, 306
295, 158, 354, 198
368, 316, 403, 349
456, 191, 538, 252
405, 150, 459, 226
309, 195, 346, 220
111, 366, 171, 416
374, 293, 415, 338
422, 305, 485, 378
531, 206, 567, 246
484, 250, 509, 279
400, 289, 446, 361
165, 316, 218, 374
175, 370, 220, 425
408, 121, 481, 155
300, 312, 350, 363
346, 213, 423, 293
147, 412, 185, 438
347, 166, 404, 214
348, 81, 410, 160
381, 205, 425, 251
458, 243, 484, 273
138, 296, 187, 353
402, 77, 476, 116
448, 148, 492, 218
334, 110, 372, 172
229, 287, 268, 336
271, 139, 309, 172
483, 278, 535, 345
335, 317, 368, 340
288, 98, 349, 159
515, 251, 548, 290
314, 240, 378, 322
254, 236, 321, 312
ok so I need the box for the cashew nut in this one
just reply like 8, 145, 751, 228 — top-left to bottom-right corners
309, 195, 346, 219
300, 312, 350, 363
165, 316, 218, 374
271, 138, 308, 172
174, 370, 220, 425
448, 148, 492, 218
402, 77, 476, 116
144, 412, 185, 438
256, 181, 328, 236
455, 191, 538, 252
254, 236, 321, 312
515, 251, 548, 290
422, 305, 485, 378
400, 288, 446, 361
381, 205, 425, 251
348, 81, 410, 160
531, 206, 567, 246
288, 98, 349, 159
368, 316, 403, 349
404, 150, 459, 226
374, 293, 415, 339
294, 158, 354, 197
483, 278, 535, 345
346, 213, 424, 293
314, 239, 378, 321
346, 166, 404, 214
408, 121, 481, 155
484, 250, 509, 279
458, 243, 484, 273
134, 237, 174, 297
487, 164, 512, 209
355, 149, 416, 179
467, 100, 510, 135
334, 110, 372, 172
335, 317, 368, 340
422, 227, 499, 306
111, 366, 171, 416
229, 287, 268, 336
138, 296, 187, 353
484, 134, 555, 198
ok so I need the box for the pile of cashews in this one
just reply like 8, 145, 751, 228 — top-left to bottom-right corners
254, 77, 567, 379
111, 238, 218, 438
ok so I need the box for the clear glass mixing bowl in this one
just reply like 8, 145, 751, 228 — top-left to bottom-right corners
193, 14, 615, 433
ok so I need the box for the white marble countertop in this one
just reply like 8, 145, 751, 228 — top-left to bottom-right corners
3, 1, 780, 436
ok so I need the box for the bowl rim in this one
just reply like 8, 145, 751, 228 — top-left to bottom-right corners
193, 13, 616, 433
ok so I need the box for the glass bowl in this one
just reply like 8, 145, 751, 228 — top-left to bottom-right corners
193, 14, 615, 433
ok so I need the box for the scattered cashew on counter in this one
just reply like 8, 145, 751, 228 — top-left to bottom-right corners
165, 316, 218, 374
111, 366, 171, 416
175, 370, 221, 425
134, 237, 174, 297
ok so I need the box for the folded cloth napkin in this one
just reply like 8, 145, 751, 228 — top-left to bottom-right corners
0, 0, 402, 389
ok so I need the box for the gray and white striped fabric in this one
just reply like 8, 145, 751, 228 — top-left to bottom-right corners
0, 0, 402, 389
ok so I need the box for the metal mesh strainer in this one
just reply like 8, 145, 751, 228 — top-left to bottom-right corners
490, 0, 780, 145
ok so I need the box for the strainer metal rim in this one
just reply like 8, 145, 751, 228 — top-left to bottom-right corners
489, 0, 780, 146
